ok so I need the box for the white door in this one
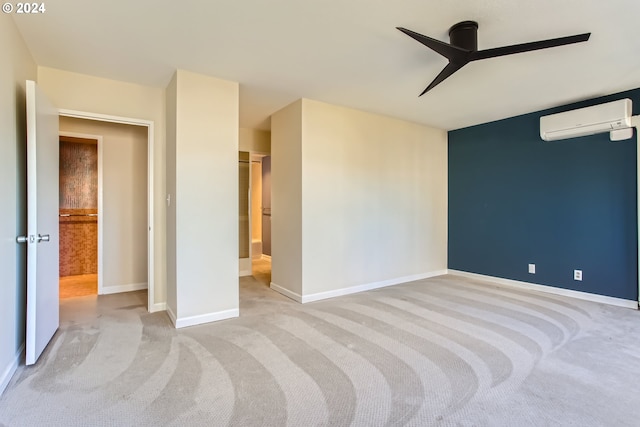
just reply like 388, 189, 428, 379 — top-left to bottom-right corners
23, 80, 60, 365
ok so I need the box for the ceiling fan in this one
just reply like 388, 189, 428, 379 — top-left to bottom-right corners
397, 21, 591, 96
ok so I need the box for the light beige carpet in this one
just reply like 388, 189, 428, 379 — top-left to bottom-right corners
1, 273, 639, 426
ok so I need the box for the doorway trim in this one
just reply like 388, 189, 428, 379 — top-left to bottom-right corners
58, 109, 156, 313
59, 131, 104, 294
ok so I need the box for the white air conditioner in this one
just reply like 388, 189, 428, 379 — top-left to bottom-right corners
540, 98, 633, 141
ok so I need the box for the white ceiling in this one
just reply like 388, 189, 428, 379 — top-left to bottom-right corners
12, 0, 640, 131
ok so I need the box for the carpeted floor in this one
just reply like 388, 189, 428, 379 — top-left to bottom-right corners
1, 270, 639, 426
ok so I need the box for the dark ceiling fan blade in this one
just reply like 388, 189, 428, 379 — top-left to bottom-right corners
397, 27, 469, 61
420, 61, 468, 96
470, 33, 591, 61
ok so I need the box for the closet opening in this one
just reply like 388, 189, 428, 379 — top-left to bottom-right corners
58, 135, 99, 298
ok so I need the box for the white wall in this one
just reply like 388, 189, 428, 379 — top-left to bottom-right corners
37, 67, 166, 308
59, 117, 148, 292
301, 99, 448, 296
167, 70, 239, 326
0, 14, 36, 395
271, 99, 448, 301
271, 100, 303, 296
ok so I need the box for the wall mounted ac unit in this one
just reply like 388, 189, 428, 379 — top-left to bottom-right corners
540, 98, 633, 141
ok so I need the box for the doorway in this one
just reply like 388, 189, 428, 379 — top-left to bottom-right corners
239, 153, 271, 284
58, 134, 99, 298
239, 152, 274, 313
239, 151, 251, 276
58, 114, 152, 308
260, 155, 271, 261
239, 153, 272, 278
252, 154, 271, 284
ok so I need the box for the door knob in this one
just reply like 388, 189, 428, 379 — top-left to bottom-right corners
17, 234, 51, 243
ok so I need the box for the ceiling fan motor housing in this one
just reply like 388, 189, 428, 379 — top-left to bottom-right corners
449, 21, 478, 51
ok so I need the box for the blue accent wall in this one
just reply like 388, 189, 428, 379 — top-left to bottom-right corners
448, 89, 640, 301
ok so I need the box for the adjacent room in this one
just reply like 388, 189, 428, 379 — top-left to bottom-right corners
58, 117, 150, 302
1, 1, 639, 425
58, 134, 99, 298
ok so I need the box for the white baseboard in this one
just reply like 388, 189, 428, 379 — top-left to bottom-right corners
166, 305, 177, 326
149, 302, 166, 313
271, 269, 449, 304
270, 282, 302, 302
448, 270, 639, 309
261, 254, 272, 262
239, 258, 252, 277
100, 282, 148, 295
167, 307, 239, 329
1, 344, 24, 397
301, 270, 449, 303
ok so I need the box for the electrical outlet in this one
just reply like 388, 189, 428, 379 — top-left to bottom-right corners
528, 264, 536, 274
574, 270, 582, 281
